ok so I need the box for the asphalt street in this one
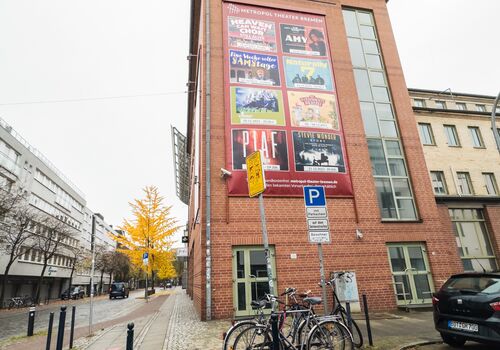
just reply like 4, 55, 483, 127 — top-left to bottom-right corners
0, 289, 145, 340
418, 343, 498, 350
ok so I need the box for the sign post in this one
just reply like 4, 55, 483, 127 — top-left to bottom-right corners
246, 151, 275, 298
304, 186, 330, 315
143, 252, 149, 300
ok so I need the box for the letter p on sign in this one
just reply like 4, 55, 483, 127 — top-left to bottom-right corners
304, 186, 326, 207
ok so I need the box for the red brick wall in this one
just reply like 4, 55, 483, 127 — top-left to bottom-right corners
188, 0, 463, 320
484, 205, 500, 265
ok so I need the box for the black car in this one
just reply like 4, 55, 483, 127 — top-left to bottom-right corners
109, 282, 130, 299
61, 286, 85, 300
433, 272, 500, 347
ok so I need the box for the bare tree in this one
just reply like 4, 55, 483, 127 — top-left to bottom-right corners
94, 244, 110, 295
0, 191, 38, 307
67, 244, 88, 291
108, 251, 130, 284
34, 216, 76, 304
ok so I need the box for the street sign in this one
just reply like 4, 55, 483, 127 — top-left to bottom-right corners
306, 207, 327, 218
303, 186, 330, 244
177, 247, 188, 257
181, 236, 188, 243
246, 151, 266, 198
304, 186, 326, 207
307, 219, 329, 231
142, 252, 149, 266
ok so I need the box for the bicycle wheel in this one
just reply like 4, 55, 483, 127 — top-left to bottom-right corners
307, 320, 353, 350
338, 309, 363, 348
223, 320, 258, 350
8, 300, 14, 310
233, 324, 273, 350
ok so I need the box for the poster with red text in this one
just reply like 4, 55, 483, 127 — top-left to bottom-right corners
223, 2, 352, 197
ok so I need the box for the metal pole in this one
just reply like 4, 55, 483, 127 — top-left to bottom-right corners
27, 306, 35, 336
346, 301, 352, 331
126, 322, 134, 350
258, 193, 275, 297
317, 244, 329, 315
69, 305, 76, 348
145, 268, 148, 300
491, 92, 500, 154
270, 312, 280, 350
89, 214, 96, 335
46, 312, 54, 350
56, 306, 67, 350
362, 294, 374, 346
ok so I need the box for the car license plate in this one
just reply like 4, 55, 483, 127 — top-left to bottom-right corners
448, 320, 479, 333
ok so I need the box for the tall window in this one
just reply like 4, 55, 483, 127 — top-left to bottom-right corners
455, 102, 467, 110
456, 172, 473, 195
418, 123, 435, 145
0, 139, 20, 176
430, 171, 447, 194
435, 100, 447, 109
343, 9, 417, 220
444, 125, 460, 146
414, 99, 425, 108
468, 127, 484, 148
449, 209, 497, 272
476, 104, 486, 112
483, 173, 498, 195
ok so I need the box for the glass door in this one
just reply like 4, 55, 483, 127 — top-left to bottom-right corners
232, 246, 276, 317
387, 243, 434, 306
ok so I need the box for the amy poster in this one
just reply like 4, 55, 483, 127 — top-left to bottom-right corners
232, 129, 289, 171
284, 57, 333, 91
229, 50, 280, 86
230, 87, 285, 126
288, 91, 339, 130
280, 24, 327, 56
293, 131, 345, 173
228, 16, 277, 52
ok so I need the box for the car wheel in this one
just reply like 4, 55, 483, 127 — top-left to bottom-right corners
441, 333, 466, 347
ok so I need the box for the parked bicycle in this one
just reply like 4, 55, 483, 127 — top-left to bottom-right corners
7, 295, 34, 309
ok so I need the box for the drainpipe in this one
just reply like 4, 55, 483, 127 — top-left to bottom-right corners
205, 0, 212, 321
491, 92, 500, 155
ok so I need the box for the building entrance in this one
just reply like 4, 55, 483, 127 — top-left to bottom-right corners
387, 243, 434, 306
232, 246, 276, 317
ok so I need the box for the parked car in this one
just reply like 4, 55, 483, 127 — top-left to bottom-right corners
165, 282, 172, 289
433, 272, 500, 347
61, 286, 85, 300
109, 282, 130, 299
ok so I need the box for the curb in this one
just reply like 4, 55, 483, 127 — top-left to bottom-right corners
399, 340, 443, 350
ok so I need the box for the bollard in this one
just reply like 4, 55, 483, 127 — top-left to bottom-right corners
56, 306, 67, 350
345, 301, 352, 332
69, 305, 76, 349
270, 312, 280, 350
46, 312, 54, 350
126, 323, 134, 350
27, 306, 36, 336
362, 294, 374, 346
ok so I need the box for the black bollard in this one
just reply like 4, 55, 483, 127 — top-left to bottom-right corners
345, 301, 352, 332
46, 312, 54, 350
56, 306, 67, 350
270, 313, 280, 350
126, 323, 134, 350
362, 294, 374, 346
27, 306, 36, 336
69, 305, 76, 348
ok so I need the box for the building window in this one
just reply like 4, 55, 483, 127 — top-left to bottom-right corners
0, 175, 13, 192
435, 100, 447, 109
444, 125, 460, 146
468, 127, 484, 148
430, 171, 447, 195
455, 102, 467, 110
418, 123, 435, 145
483, 173, 498, 195
414, 99, 425, 108
449, 209, 497, 272
456, 172, 473, 195
0, 139, 21, 176
476, 104, 486, 112
343, 8, 417, 221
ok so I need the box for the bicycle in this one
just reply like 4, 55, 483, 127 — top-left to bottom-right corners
328, 273, 363, 348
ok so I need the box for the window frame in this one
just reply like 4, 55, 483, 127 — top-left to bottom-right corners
430, 171, 448, 195
456, 172, 474, 195
435, 100, 447, 109
476, 104, 486, 112
483, 173, 498, 195
455, 102, 467, 111
468, 126, 485, 148
418, 123, 435, 146
414, 99, 426, 108
444, 125, 461, 147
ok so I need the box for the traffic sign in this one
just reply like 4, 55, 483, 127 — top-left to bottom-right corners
182, 236, 188, 243
246, 151, 266, 198
143, 252, 149, 266
307, 219, 329, 231
303, 186, 326, 207
306, 207, 327, 218
308, 231, 331, 243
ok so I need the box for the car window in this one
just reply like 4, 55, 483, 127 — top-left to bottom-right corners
443, 276, 500, 294
111, 283, 123, 290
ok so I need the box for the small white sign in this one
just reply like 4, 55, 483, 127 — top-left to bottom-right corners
306, 207, 327, 218
308, 231, 331, 243
307, 219, 329, 231
177, 247, 188, 257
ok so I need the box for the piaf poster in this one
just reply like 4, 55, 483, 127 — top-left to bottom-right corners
223, 2, 353, 197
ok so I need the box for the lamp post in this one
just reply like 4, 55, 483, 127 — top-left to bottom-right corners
491, 92, 500, 155
89, 214, 96, 335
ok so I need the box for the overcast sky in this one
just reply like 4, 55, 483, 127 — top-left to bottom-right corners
0, 0, 498, 246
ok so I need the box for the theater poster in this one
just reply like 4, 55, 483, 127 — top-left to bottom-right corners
223, 2, 353, 197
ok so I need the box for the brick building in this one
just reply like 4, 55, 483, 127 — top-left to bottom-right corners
179, 0, 499, 320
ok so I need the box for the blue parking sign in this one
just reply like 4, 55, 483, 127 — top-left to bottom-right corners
143, 252, 149, 260
303, 186, 326, 207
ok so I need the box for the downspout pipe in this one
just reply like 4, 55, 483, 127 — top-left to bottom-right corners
491, 92, 500, 155
205, 0, 212, 321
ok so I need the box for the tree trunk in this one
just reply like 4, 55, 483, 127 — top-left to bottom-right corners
69, 263, 75, 291
1, 260, 14, 308
99, 270, 104, 295
108, 272, 112, 287
35, 264, 48, 304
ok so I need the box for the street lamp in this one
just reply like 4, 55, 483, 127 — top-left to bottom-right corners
492, 92, 500, 155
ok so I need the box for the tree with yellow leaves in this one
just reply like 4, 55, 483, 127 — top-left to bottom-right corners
111, 186, 179, 295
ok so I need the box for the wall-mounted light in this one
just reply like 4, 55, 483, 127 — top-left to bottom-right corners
355, 228, 363, 240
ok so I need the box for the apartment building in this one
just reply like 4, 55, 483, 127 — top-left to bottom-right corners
0, 117, 116, 302
411, 88, 500, 273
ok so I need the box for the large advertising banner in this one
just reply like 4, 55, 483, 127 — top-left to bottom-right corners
223, 2, 353, 197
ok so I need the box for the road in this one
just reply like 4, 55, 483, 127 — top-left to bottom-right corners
419, 342, 497, 350
0, 289, 145, 340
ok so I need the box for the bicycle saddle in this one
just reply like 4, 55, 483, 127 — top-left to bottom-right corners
303, 297, 322, 305
250, 299, 268, 309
